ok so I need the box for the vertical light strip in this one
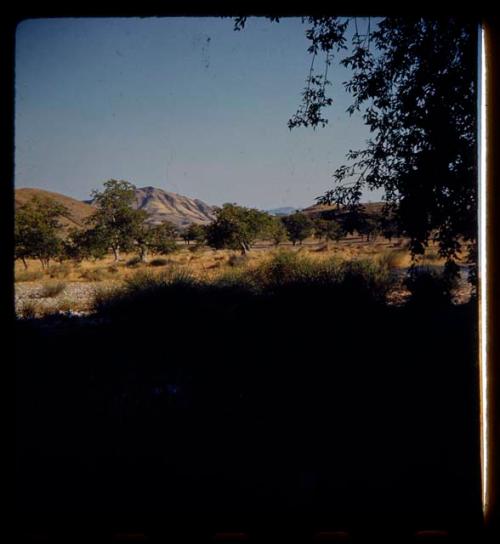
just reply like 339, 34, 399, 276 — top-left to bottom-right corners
479, 23, 489, 516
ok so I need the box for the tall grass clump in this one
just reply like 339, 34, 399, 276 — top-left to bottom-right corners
377, 249, 408, 270
18, 300, 41, 319
93, 268, 198, 318
249, 251, 393, 304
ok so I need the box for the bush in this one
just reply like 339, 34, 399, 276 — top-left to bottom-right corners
48, 263, 71, 279
336, 259, 393, 302
126, 256, 142, 268
39, 281, 66, 298
107, 264, 120, 274
377, 249, 407, 270
149, 258, 170, 267
249, 250, 308, 287
93, 268, 197, 317
227, 254, 248, 268
15, 270, 44, 282
80, 268, 106, 282
18, 300, 41, 319
404, 266, 457, 306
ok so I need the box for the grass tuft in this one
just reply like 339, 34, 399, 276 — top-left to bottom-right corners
39, 281, 66, 298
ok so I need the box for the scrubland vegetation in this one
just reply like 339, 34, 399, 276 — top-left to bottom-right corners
14, 180, 478, 530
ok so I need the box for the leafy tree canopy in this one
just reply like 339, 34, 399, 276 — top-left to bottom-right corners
235, 16, 477, 274
205, 203, 272, 253
88, 179, 147, 261
15, 196, 68, 268
282, 212, 314, 245
314, 218, 344, 243
182, 223, 206, 245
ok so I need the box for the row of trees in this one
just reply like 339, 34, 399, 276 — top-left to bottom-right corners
15, 180, 180, 268
15, 179, 402, 268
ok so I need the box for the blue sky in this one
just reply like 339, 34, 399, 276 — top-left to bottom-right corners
15, 17, 381, 209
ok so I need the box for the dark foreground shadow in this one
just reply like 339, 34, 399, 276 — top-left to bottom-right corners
15, 278, 481, 540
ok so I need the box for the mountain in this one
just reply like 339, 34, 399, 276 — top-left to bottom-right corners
15, 187, 95, 230
132, 186, 215, 227
266, 206, 298, 217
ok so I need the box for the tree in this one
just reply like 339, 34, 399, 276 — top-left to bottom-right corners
235, 17, 477, 276
356, 215, 380, 242
314, 218, 343, 247
282, 212, 314, 245
137, 221, 178, 261
267, 216, 289, 246
63, 226, 108, 262
205, 203, 272, 254
15, 196, 67, 269
182, 223, 206, 245
378, 214, 400, 243
89, 179, 146, 261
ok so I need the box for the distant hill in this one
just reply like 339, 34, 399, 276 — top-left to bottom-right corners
266, 206, 298, 217
16, 186, 215, 229
15, 187, 95, 230
132, 186, 215, 227
302, 201, 387, 220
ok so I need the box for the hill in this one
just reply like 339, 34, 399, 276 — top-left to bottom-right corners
132, 186, 215, 227
15, 187, 95, 230
266, 206, 298, 217
301, 201, 387, 220
16, 186, 216, 229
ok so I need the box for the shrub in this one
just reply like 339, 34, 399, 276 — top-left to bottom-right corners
377, 249, 407, 270
247, 252, 392, 304
18, 300, 40, 319
188, 243, 204, 253
126, 256, 142, 268
249, 251, 316, 288
93, 268, 197, 317
80, 268, 106, 282
227, 254, 248, 268
47, 263, 71, 279
404, 266, 458, 307
15, 270, 44, 282
107, 264, 120, 274
149, 258, 169, 267
336, 259, 393, 302
40, 281, 66, 298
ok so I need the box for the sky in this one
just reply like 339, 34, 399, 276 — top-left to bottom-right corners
15, 17, 381, 210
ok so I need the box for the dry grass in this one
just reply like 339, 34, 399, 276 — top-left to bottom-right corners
14, 236, 416, 287
15, 236, 475, 318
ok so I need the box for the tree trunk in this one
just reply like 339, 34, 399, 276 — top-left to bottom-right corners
112, 246, 120, 262
140, 246, 148, 263
21, 257, 28, 270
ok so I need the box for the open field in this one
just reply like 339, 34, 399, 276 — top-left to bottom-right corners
14, 235, 473, 318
